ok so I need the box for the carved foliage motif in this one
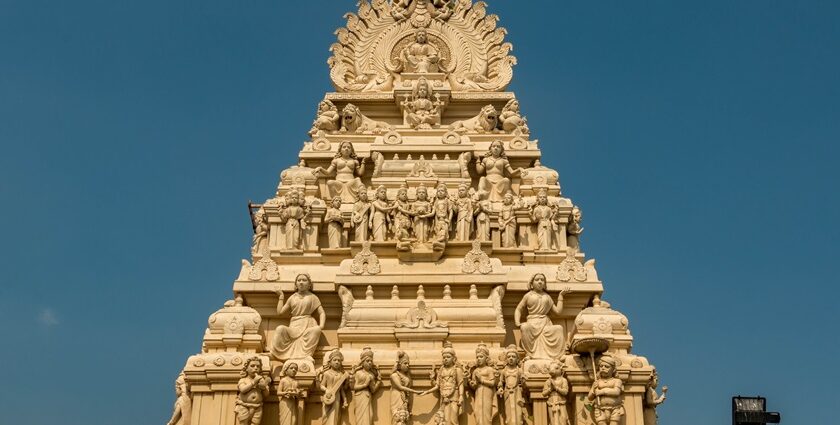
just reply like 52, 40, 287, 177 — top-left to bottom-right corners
462, 240, 492, 274
557, 252, 587, 282
351, 242, 382, 275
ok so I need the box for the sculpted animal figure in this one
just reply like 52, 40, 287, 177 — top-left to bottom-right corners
341, 103, 392, 134
449, 104, 500, 134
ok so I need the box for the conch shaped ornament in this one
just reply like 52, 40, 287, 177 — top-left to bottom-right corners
328, 0, 516, 92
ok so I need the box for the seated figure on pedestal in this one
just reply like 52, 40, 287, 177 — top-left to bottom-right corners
270, 273, 325, 362
402, 77, 443, 129
313, 141, 366, 203
398, 29, 441, 73
475, 140, 526, 202
514, 273, 569, 360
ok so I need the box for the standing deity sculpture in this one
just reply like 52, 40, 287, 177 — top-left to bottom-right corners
498, 99, 529, 134
567, 206, 584, 250
279, 189, 310, 250
392, 185, 415, 249
350, 347, 382, 425
166, 373, 191, 425
499, 191, 518, 248
412, 184, 434, 243
391, 351, 422, 424
453, 183, 474, 241
270, 274, 325, 361
277, 362, 304, 425
514, 273, 569, 360
542, 360, 571, 425
643, 368, 667, 425
398, 29, 441, 73
324, 197, 345, 248
402, 77, 444, 129
317, 349, 350, 425
235, 357, 269, 425
476, 141, 526, 202
251, 207, 268, 256
432, 184, 455, 249
370, 185, 394, 242
422, 343, 464, 425
587, 356, 625, 425
529, 190, 556, 251
468, 343, 499, 425
498, 345, 526, 425
352, 187, 372, 242
313, 141, 367, 203
474, 195, 492, 242
309, 100, 341, 136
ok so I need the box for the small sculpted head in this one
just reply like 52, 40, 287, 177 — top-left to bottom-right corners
243, 357, 262, 378
504, 98, 520, 113
417, 185, 428, 201
338, 141, 355, 159
441, 343, 456, 367
283, 362, 299, 378
489, 140, 504, 158
328, 350, 344, 371
398, 186, 408, 202
549, 360, 565, 378
528, 273, 547, 292
598, 356, 617, 379
415, 28, 428, 44
396, 351, 411, 374
294, 273, 313, 293
331, 196, 342, 209
376, 185, 387, 201
458, 184, 468, 198
436, 184, 448, 199
504, 345, 519, 367
537, 190, 548, 206
475, 343, 490, 367
360, 347, 375, 371
503, 191, 514, 205
357, 187, 369, 202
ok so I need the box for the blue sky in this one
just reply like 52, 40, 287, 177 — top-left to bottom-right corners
0, 1, 837, 424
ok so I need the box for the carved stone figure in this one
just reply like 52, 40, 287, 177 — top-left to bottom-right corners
398, 29, 442, 73
340, 104, 392, 134
251, 207, 268, 256
277, 362, 304, 425
350, 347, 382, 425
542, 360, 571, 425
498, 99, 529, 134
402, 78, 444, 129
567, 206, 583, 250
166, 373, 191, 425
324, 197, 345, 248
270, 274, 325, 361
453, 184, 474, 241
457, 151, 473, 178
391, 351, 422, 424
412, 184, 434, 243
370, 151, 385, 177
391, 0, 453, 23
643, 368, 667, 425
352, 187, 372, 242
498, 345, 526, 425
474, 195, 491, 242
499, 191, 518, 248
432, 184, 454, 249
587, 356, 625, 425
392, 185, 415, 250
314, 141, 366, 203
468, 343, 498, 425
514, 273, 569, 360
450, 105, 500, 134
309, 100, 341, 136
476, 141, 525, 202
422, 343, 464, 425
529, 190, 556, 251
317, 349, 350, 425
235, 357, 269, 425
370, 185, 394, 242
279, 189, 310, 250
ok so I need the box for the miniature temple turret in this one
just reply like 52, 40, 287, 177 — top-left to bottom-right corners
171, 2, 665, 424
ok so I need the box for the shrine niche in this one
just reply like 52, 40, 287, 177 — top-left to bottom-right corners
170, 2, 666, 425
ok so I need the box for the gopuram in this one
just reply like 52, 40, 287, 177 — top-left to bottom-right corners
166, 2, 668, 425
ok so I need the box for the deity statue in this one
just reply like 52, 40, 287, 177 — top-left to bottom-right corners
497, 345, 526, 425
352, 187, 372, 242
402, 77, 443, 129
392, 185, 415, 250
313, 141, 367, 203
422, 343, 464, 425
474, 195, 492, 242
251, 207, 268, 256
235, 357, 269, 425
350, 347, 382, 425
270, 273, 326, 361
476, 140, 526, 202
514, 273, 569, 360
587, 356, 625, 425
499, 191, 518, 248
412, 184, 434, 243
390, 351, 422, 424
277, 362, 304, 425
453, 183, 474, 241
324, 197, 345, 248
370, 185, 394, 242
567, 206, 583, 250
309, 100, 341, 136
398, 29, 441, 73
643, 368, 667, 425
166, 373, 191, 425
529, 190, 556, 251
432, 184, 454, 249
542, 360, 571, 425
468, 343, 499, 425
279, 189, 310, 250
317, 349, 350, 425
498, 99, 529, 134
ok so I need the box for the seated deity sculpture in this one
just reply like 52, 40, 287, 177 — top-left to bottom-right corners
398, 29, 441, 73
270, 273, 326, 361
475, 140, 526, 202
498, 99, 530, 134
514, 273, 570, 360
313, 141, 366, 203
402, 77, 443, 129
309, 100, 341, 136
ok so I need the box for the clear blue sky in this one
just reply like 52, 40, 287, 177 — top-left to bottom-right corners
1, 1, 837, 424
